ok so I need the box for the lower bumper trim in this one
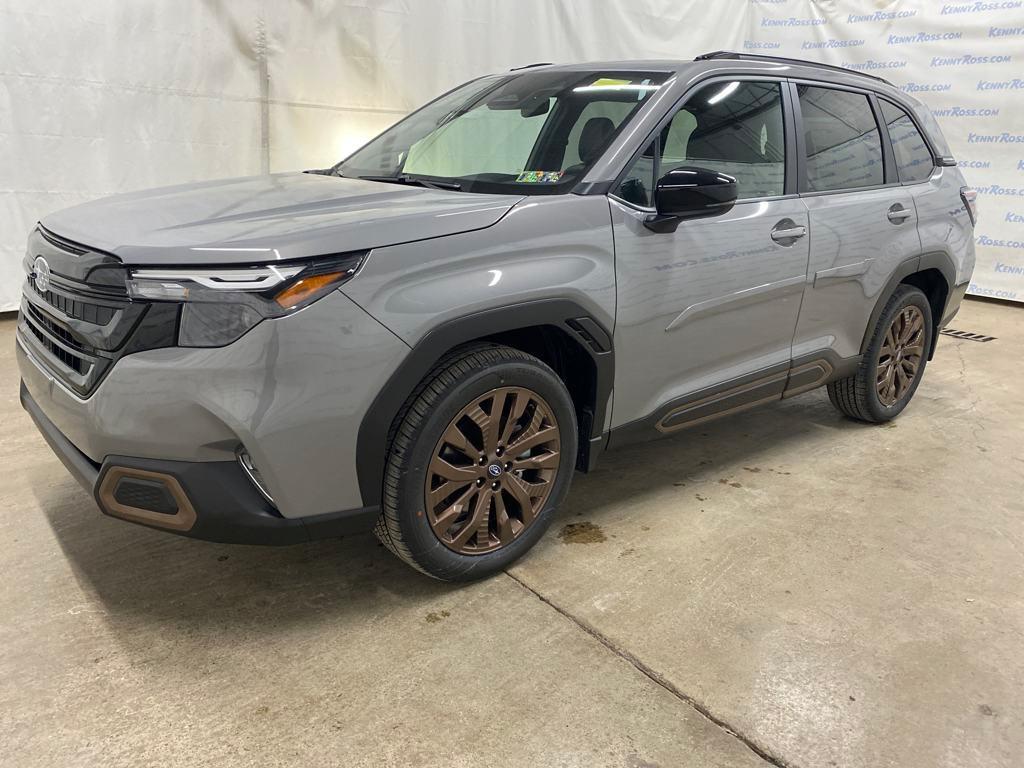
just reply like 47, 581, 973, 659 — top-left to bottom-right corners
20, 380, 100, 493
20, 382, 380, 545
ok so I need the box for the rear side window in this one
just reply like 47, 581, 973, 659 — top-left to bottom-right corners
613, 80, 786, 205
880, 99, 934, 183
798, 86, 883, 192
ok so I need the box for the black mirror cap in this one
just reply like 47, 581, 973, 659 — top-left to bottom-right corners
654, 166, 739, 220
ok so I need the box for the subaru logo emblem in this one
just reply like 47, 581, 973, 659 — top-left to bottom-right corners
487, 463, 503, 478
33, 256, 51, 293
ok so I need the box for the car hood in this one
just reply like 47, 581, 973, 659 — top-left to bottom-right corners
40, 172, 523, 265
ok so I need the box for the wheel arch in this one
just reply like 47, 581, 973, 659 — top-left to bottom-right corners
861, 252, 955, 361
356, 299, 614, 508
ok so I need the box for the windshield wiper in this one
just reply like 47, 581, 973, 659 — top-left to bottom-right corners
304, 167, 343, 177
358, 175, 462, 191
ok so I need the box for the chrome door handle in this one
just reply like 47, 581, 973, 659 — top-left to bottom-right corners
771, 226, 807, 242
887, 205, 913, 223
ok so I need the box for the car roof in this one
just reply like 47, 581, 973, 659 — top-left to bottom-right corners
514, 53, 903, 97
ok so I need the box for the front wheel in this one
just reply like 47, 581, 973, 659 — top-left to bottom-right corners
375, 343, 577, 581
827, 284, 933, 423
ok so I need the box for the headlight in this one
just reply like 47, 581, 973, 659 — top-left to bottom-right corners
127, 251, 365, 347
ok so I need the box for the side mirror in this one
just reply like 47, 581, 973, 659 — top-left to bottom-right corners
645, 166, 738, 233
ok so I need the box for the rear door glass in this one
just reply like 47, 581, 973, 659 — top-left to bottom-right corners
797, 86, 884, 192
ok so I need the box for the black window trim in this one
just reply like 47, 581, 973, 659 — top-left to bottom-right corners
605, 73, 798, 213
876, 95, 939, 186
870, 91, 899, 186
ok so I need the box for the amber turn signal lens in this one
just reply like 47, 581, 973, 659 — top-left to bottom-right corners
273, 271, 346, 309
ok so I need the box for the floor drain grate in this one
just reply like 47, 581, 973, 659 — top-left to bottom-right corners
941, 328, 996, 342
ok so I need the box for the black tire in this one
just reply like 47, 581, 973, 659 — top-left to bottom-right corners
375, 343, 577, 581
827, 284, 933, 423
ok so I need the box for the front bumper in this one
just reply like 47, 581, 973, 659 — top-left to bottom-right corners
16, 286, 411, 541
21, 382, 379, 544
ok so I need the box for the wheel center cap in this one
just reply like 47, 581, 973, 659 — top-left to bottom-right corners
486, 463, 503, 478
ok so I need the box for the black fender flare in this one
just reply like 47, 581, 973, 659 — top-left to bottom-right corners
860, 251, 957, 358
355, 299, 614, 508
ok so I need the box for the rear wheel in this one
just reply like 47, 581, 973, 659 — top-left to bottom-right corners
827, 285, 933, 423
375, 344, 577, 581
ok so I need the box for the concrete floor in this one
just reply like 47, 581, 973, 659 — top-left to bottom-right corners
1, 297, 1022, 768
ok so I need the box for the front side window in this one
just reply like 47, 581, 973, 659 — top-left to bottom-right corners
338, 70, 668, 194
614, 140, 657, 207
798, 86, 884, 192
614, 80, 786, 206
880, 99, 934, 183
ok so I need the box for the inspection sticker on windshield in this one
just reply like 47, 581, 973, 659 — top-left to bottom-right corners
516, 171, 564, 183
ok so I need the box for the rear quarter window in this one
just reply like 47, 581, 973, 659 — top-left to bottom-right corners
880, 99, 935, 183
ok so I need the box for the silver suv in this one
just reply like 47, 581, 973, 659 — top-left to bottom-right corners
17, 53, 976, 580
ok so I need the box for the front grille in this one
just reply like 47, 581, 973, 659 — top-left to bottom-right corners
17, 227, 139, 397
23, 314, 87, 374
25, 303, 88, 352
19, 226, 179, 397
33, 284, 117, 325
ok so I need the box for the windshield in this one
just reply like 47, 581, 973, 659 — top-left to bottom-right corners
336, 69, 670, 194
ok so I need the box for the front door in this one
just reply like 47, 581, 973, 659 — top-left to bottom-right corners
609, 79, 810, 436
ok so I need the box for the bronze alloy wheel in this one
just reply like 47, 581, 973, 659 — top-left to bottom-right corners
425, 386, 561, 555
876, 304, 926, 407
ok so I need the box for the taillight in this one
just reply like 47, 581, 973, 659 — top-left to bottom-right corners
960, 186, 978, 226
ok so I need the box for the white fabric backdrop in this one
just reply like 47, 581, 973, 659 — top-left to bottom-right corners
2, 0, 1023, 311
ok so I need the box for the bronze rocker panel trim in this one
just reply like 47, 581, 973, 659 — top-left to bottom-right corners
656, 370, 790, 433
654, 356, 837, 434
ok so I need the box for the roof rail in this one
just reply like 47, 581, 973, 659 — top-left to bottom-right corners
694, 51, 891, 85
509, 62, 553, 71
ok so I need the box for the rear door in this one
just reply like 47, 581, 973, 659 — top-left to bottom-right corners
875, 97, 966, 295
790, 82, 921, 364
609, 78, 811, 435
